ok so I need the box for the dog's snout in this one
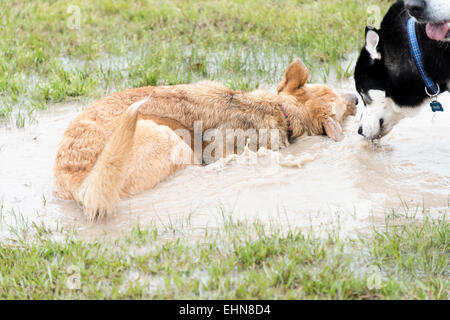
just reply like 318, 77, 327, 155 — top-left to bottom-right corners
406, 0, 426, 17
339, 93, 358, 116
341, 93, 358, 105
358, 126, 364, 136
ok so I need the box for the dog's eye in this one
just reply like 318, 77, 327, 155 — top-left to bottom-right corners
379, 118, 384, 127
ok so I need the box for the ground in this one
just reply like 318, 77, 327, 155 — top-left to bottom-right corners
0, 0, 448, 299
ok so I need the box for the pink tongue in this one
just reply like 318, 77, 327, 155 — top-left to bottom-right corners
426, 23, 449, 41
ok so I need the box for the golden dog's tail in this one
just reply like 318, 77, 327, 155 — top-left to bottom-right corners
74, 96, 150, 221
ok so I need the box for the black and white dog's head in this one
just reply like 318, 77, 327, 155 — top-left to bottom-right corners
355, 0, 450, 140
406, 0, 450, 41
355, 24, 420, 140
355, 26, 406, 140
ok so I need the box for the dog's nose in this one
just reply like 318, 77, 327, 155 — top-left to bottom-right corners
358, 126, 364, 136
406, 0, 426, 16
341, 93, 359, 105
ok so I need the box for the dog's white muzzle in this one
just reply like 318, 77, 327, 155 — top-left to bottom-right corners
357, 90, 420, 140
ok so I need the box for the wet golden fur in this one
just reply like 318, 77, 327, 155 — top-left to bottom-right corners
54, 59, 357, 220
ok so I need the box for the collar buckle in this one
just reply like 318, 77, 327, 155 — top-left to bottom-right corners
425, 83, 440, 98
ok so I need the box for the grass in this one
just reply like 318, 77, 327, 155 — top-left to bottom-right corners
0, 212, 448, 299
0, 0, 391, 126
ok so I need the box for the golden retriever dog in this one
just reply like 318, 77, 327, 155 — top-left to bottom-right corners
54, 59, 357, 220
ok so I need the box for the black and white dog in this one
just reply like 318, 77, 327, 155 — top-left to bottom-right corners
355, 0, 450, 140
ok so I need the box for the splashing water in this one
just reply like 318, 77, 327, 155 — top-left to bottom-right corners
0, 83, 448, 240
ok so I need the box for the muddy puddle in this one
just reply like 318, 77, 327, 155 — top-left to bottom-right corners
0, 81, 449, 240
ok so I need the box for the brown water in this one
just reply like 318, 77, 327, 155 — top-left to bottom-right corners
0, 82, 449, 240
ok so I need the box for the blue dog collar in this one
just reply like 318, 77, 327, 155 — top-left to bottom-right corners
407, 18, 443, 112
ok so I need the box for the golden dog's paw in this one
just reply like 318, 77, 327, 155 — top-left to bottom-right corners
83, 206, 111, 221
76, 185, 116, 221
79, 200, 114, 221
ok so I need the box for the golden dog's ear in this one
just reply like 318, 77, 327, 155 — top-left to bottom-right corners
277, 59, 309, 93
322, 116, 344, 142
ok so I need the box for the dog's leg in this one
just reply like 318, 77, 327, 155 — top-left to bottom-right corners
74, 96, 150, 221
120, 119, 196, 198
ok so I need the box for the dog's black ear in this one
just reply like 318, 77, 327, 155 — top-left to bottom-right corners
364, 28, 381, 60
365, 26, 378, 36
